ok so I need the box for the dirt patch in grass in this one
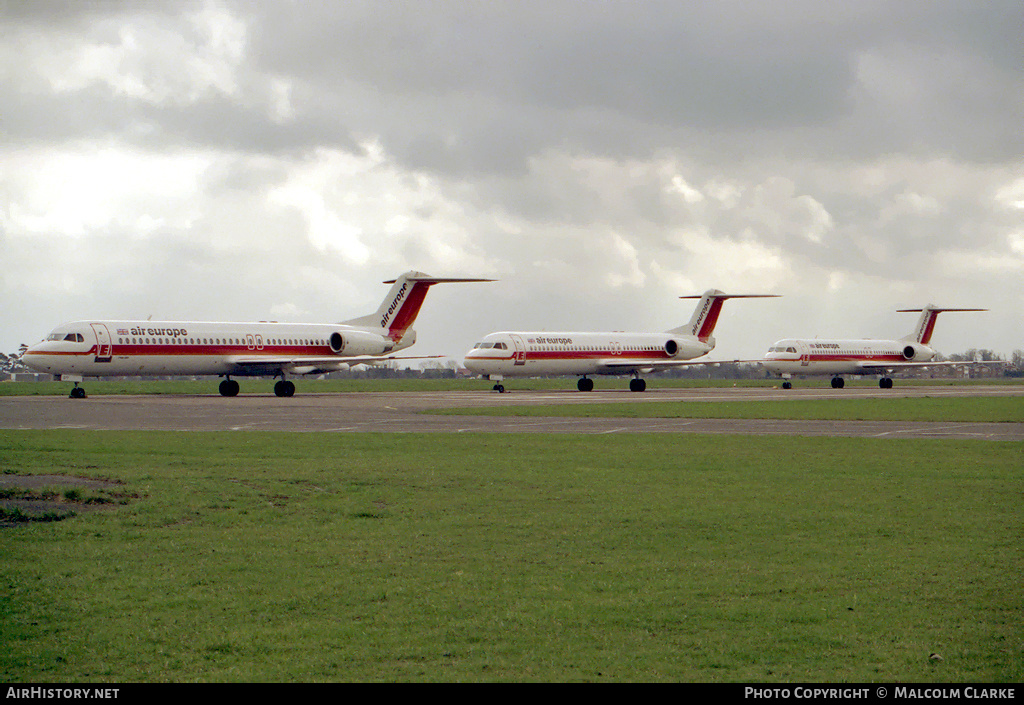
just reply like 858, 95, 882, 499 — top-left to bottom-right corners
0, 474, 131, 527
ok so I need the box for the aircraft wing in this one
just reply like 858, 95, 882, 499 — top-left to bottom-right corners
227, 354, 444, 376
854, 360, 1008, 372
595, 358, 753, 373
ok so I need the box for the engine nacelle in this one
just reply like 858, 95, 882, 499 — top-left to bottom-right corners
329, 331, 390, 356
665, 337, 710, 359
902, 343, 933, 361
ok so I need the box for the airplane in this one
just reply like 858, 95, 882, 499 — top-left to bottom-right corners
761, 304, 996, 389
22, 271, 492, 398
463, 289, 778, 392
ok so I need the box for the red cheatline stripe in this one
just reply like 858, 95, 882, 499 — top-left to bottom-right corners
803, 354, 905, 362
472, 351, 672, 362
28, 344, 332, 358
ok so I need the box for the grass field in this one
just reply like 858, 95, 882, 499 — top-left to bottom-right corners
432, 396, 1024, 423
1, 430, 1021, 682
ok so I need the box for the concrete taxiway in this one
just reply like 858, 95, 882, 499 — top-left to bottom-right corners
0, 384, 1021, 440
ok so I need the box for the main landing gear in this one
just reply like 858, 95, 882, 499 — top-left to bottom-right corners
217, 377, 296, 397
573, 375, 643, 391
274, 380, 296, 397
831, 376, 894, 389
219, 379, 240, 397
69, 382, 87, 399
782, 376, 895, 390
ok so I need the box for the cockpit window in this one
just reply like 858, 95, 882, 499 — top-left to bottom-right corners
59, 333, 85, 343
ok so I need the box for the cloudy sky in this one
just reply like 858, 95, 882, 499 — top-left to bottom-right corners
2, 0, 1022, 366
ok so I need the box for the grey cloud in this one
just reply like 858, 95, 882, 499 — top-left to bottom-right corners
2, 0, 1021, 359
241, 0, 1022, 169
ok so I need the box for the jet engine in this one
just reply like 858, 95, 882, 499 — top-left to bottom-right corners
329, 331, 391, 356
902, 343, 933, 361
665, 337, 708, 359
664, 339, 690, 358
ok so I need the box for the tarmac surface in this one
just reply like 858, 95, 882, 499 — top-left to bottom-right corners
1, 384, 1022, 440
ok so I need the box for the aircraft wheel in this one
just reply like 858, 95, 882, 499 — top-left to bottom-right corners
69, 386, 87, 399
782, 381, 792, 390
880, 377, 893, 389
275, 380, 296, 397
578, 377, 594, 392
219, 379, 240, 397
629, 378, 646, 392
494, 384, 505, 393
831, 377, 845, 389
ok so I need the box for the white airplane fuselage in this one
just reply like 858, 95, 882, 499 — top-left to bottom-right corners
760, 304, 989, 389
762, 338, 935, 378
24, 320, 408, 378
464, 289, 778, 391
22, 271, 492, 397
464, 331, 712, 379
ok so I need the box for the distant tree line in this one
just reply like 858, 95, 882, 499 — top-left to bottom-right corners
0, 346, 29, 375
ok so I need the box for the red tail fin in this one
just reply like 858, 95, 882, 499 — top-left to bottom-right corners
673, 290, 779, 342
342, 271, 494, 342
897, 305, 987, 345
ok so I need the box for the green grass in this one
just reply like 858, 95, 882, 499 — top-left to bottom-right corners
1, 430, 1020, 682
432, 396, 1024, 423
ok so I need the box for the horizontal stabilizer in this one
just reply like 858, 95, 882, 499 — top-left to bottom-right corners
345, 271, 494, 341
382, 275, 495, 284
897, 305, 988, 345
672, 290, 780, 341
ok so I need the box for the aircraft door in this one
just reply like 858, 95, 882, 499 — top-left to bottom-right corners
509, 334, 527, 366
799, 342, 811, 367
91, 323, 113, 363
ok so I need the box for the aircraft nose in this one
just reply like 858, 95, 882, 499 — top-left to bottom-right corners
21, 344, 46, 371
462, 349, 487, 371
